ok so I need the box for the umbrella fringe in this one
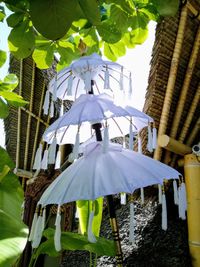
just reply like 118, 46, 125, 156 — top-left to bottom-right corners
120, 193, 126, 205
158, 184, 162, 204
140, 187, 145, 204
72, 132, 80, 160
41, 149, 48, 170
103, 126, 109, 153
147, 123, 153, 153
87, 210, 97, 243
104, 66, 110, 89
178, 181, 187, 220
129, 122, 133, 150
32, 208, 45, 248
43, 90, 50, 115
60, 101, 64, 117
55, 149, 61, 169
129, 72, 133, 97
161, 190, 167, 231
67, 73, 73, 96
33, 143, 42, 170
173, 179, 179, 205
84, 71, 92, 93
129, 202, 135, 244
152, 126, 157, 149
138, 135, 142, 154
29, 207, 39, 241
52, 74, 57, 101
54, 205, 62, 251
48, 137, 57, 164
120, 67, 124, 91
50, 100, 54, 118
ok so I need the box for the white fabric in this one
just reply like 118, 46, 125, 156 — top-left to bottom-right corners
129, 202, 135, 244
162, 193, 167, 231
38, 142, 181, 206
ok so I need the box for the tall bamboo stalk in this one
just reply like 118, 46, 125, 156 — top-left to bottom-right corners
24, 62, 36, 170
164, 26, 200, 164
16, 59, 23, 169
186, 117, 200, 146
153, 5, 188, 161
30, 81, 46, 169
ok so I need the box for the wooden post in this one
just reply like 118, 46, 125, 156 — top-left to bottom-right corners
184, 154, 200, 267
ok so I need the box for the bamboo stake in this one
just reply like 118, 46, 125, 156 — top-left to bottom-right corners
24, 62, 36, 170
153, 5, 188, 161
30, 81, 46, 169
164, 26, 200, 164
20, 107, 49, 127
170, 84, 200, 166
16, 59, 23, 169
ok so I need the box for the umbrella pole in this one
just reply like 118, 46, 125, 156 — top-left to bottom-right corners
92, 121, 123, 266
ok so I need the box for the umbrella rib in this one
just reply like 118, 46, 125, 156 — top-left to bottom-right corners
59, 124, 73, 144
57, 69, 71, 81
75, 79, 80, 100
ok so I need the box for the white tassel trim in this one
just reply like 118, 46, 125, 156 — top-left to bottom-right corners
87, 211, 97, 243
60, 102, 64, 117
158, 184, 162, 204
178, 182, 187, 220
161, 193, 167, 231
55, 149, 61, 169
147, 124, 153, 153
140, 188, 144, 205
119, 67, 124, 91
33, 143, 42, 170
173, 180, 179, 205
52, 75, 57, 101
43, 90, 50, 115
129, 73, 133, 97
48, 137, 57, 164
72, 132, 80, 160
41, 149, 48, 170
84, 71, 92, 92
104, 66, 110, 89
50, 100, 54, 118
54, 206, 62, 251
129, 202, 135, 244
29, 210, 38, 241
103, 126, 109, 153
120, 193, 126, 205
32, 209, 45, 248
67, 74, 73, 96
138, 136, 142, 154
129, 123, 133, 150
152, 127, 157, 149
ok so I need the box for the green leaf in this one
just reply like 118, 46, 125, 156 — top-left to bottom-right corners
0, 165, 10, 182
78, 0, 101, 25
32, 42, 55, 69
109, 4, 129, 32
0, 91, 28, 107
0, 98, 9, 119
0, 171, 28, 267
8, 18, 35, 59
3, 74, 18, 90
0, 5, 5, 22
104, 42, 117, 61
30, 0, 79, 40
7, 12, 25, 27
0, 50, 7, 68
35, 228, 115, 257
0, 146, 14, 171
97, 21, 122, 44
151, 0, 179, 16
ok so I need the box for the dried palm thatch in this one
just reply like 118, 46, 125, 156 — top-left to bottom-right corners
143, 0, 200, 167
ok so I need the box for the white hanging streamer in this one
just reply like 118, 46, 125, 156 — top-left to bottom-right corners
84, 71, 92, 93
29, 208, 38, 241
129, 202, 135, 244
152, 127, 157, 149
32, 208, 45, 248
67, 73, 73, 96
33, 143, 42, 170
52, 74, 57, 101
104, 66, 110, 89
181, 182, 187, 213
138, 135, 142, 154
120, 193, 126, 205
72, 131, 80, 160
50, 100, 54, 118
41, 149, 48, 170
120, 67, 124, 91
87, 210, 97, 243
147, 123, 153, 153
75, 207, 79, 219
129, 122, 133, 150
178, 182, 187, 220
103, 125, 109, 153
158, 184, 162, 204
162, 192, 167, 231
60, 101, 64, 117
129, 72, 133, 97
43, 90, 50, 115
48, 137, 57, 164
173, 180, 179, 205
140, 188, 145, 205
54, 205, 62, 251
55, 149, 61, 169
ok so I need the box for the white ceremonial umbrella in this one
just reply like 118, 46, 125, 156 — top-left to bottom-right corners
38, 142, 181, 206
48, 53, 132, 101
42, 93, 153, 145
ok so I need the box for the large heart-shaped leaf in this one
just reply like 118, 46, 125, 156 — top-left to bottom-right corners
0, 5, 5, 22
7, 12, 25, 27
78, 0, 101, 25
97, 21, 122, 44
151, 0, 179, 16
30, 0, 80, 40
0, 98, 9, 119
0, 50, 7, 68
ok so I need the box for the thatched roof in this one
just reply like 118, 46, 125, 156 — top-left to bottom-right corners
143, 0, 200, 167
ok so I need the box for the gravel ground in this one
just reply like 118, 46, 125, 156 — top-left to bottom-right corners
62, 190, 191, 267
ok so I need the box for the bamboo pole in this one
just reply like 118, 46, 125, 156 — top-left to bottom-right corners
16, 59, 23, 169
164, 26, 200, 164
14, 168, 33, 179
187, 117, 200, 146
158, 134, 192, 155
184, 154, 200, 267
20, 107, 49, 127
187, 2, 200, 21
170, 84, 200, 166
154, 5, 188, 161
30, 81, 46, 169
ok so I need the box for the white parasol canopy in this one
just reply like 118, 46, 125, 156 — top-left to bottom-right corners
48, 53, 132, 101
38, 142, 181, 206
42, 93, 153, 145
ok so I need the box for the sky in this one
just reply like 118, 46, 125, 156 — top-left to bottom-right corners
0, 17, 156, 148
